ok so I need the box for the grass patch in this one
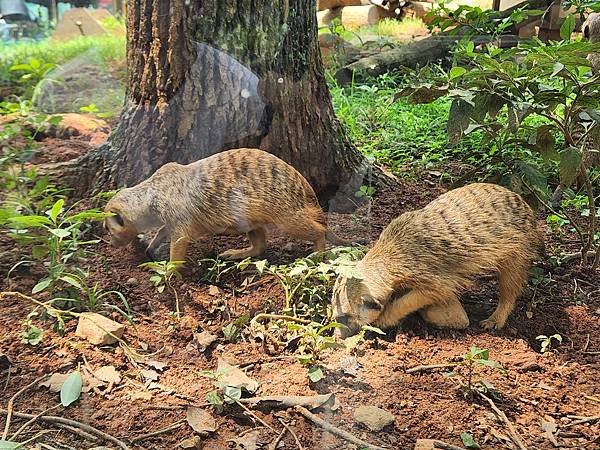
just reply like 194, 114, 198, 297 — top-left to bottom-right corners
330, 78, 484, 173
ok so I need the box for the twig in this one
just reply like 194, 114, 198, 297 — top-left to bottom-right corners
293, 405, 388, 450
238, 393, 336, 410
228, 395, 276, 432
251, 313, 312, 326
1, 374, 48, 440
10, 404, 62, 440
278, 418, 304, 450
131, 419, 185, 442
563, 416, 600, 428
0, 409, 130, 450
267, 427, 287, 450
476, 391, 527, 450
406, 363, 457, 374
432, 440, 468, 450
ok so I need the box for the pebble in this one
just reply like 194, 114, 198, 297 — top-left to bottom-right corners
353, 405, 395, 431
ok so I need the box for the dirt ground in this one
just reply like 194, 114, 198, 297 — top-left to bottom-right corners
0, 134, 599, 450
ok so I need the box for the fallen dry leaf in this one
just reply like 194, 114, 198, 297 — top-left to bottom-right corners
193, 331, 218, 352
179, 436, 203, 449
140, 369, 159, 382
208, 285, 221, 296
40, 373, 70, 392
129, 391, 152, 401
216, 358, 259, 393
94, 365, 122, 384
229, 429, 259, 450
145, 360, 167, 371
186, 406, 217, 434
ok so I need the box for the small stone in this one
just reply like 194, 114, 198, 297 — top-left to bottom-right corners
353, 405, 395, 431
75, 312, 125, 346
126, 277, 138, 286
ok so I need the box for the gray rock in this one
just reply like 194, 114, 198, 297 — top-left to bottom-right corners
353, 405, 395, 431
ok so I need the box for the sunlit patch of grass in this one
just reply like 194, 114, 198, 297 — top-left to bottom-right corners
376, 18, 428, 37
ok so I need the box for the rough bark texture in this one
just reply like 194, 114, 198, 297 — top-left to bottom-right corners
71, 0, 375, 211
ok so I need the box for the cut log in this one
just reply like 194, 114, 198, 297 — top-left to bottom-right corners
318, 4, 396, 27
317, 0, 371, 11
401, 1, 433, 22
336, 0, 552, 83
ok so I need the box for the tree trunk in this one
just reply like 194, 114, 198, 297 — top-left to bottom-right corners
67, 0, 378, 211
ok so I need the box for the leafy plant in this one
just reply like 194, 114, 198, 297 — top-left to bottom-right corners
287, 321, 345, 382
355, 184, 376, 199
536, 334, 563, 353
139, 260, 183, 317
21, 313, 43, 345
460, 432, 481, 450
453, 347, 504, 401
402, 37, 600, 267
5, 199, 108, 295
222, 314, 250, 343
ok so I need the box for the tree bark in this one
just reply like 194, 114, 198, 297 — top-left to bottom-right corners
67, 0, 379, 211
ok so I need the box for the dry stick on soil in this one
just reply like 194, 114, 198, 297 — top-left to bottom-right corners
406, 363, 458, 374
432, 440, 468, 450
294, 406, 388, 450
476, 392, 528, 450
238, 393, 335, 410
563, 416, 600, 428
228, 395, 276, 433
267, 427, 287, 450
1, 374, 48, 440
131, 419, 186, 443
277, 418, 304, 450
0, 409, 130, 450
10, 404, 62, 441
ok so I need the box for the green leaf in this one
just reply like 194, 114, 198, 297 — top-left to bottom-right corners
60, 371, 83, 407
47, 199, 65, 223
560, 14, 576, 40
308, 366, 324, 383
447, 99, 473, 145
22, 325, 43, 345
8, 215, 51, 228
50, 228, 71, 239
531, 125, 557, 161
559, 147, 582, 186
254, 259, 268, 274
516, 160, 548, 195
206, 390, 223, 406
32, 278, 52, 294
59, 275, 83, 290
223, 385, 242, 404
0, 440, 20, 450
361, 325, 386, 335
449, 66, 467, 79
460, 432, 481, 449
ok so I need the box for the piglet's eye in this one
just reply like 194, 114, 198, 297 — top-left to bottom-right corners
362, 298, 383, 311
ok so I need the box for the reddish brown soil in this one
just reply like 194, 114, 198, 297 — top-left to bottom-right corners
0, 138, 599, 450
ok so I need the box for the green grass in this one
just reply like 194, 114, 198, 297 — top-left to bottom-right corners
329, 77, 484, 173
0, 35, 126, 95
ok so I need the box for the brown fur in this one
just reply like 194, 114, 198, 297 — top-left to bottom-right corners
331, 183, 543, 338
104, 148, 336, 262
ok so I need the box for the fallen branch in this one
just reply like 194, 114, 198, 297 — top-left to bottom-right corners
563, 416, 600, 428
131, 419, 185, 443
238, 393, 336, 410
10, 404, 62, 441
0, 409, 130, 450
228, 395, 276, 433
1, 374, 48, 440
476, 392, 528, 450
433, 440, 468, 450
406, 363, 457, 374
294, 405, 388, 450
